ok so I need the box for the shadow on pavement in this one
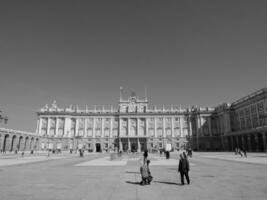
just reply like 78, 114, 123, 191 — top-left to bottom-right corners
125, 171, 140, 174
153, 181, 182, 185
126, 181, 141, 185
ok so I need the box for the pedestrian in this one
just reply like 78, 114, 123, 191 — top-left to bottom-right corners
243, 148, 247, 158
146, 160, 153, 184
178, 153, 190, 185
238, 148, 243, 157
140, 162, 149, 185
143, 149, 148, 164
166, 150, 170, 159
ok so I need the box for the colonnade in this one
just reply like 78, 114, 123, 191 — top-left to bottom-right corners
38, 116, 189, 139
0, 128, 40, 153
224, 131, 267, 152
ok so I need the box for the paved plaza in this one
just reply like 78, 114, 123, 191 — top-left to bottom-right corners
0, 152, 267, 200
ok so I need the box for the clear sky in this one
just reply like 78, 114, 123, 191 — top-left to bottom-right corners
0, 0, 267, 132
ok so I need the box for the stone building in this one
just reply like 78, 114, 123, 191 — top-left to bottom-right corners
1, 88, 266, 153
215, 88, 267, 152
187, 88, 267, 152
36, 90, 196, 153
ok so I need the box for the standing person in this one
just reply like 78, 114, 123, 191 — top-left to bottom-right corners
140, 162, 149, 185
143, 149, 148, 164
178, 154, 190, 185
146, 160, 153, 184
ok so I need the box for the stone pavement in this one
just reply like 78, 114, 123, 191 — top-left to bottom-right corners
0, 152, 267, 200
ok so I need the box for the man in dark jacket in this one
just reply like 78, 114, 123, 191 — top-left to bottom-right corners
178, 153, 190, 185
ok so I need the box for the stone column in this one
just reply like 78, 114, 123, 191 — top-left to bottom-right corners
101, 118, 104, 138
136, 118, 139, 137
171, 117, 175, 138
189, 119, 192, 138
128, 118, 130, 137
145, 118, 149, 137
154, 118, 157, 138
119, 138, 122, 151
128, 138, 131, 152
55, 117, 58, 137
163, 117, 166, 138
84, 118, 87, 138
38, 118, 42, 135
137, 138, 141, 152
119, 118, 122, 137
92, 118, 96, 138
180, 117, 183, 137
47, 117, 51, 137
75, 118, 79, 137
110, 118, 113, 138
63, 118, 67, 137
197, 116, 201, 136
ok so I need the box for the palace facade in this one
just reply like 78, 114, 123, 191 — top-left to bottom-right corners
36, 91, 196, 152
2, 88, 265, 153
35, 88, 267, 153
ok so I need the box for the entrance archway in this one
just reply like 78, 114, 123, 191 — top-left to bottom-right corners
3, 134, 10, 152
96, 143, 101, 152
131, 143, 137, 152
10, 135, 17, 152
18, 136, 23, 151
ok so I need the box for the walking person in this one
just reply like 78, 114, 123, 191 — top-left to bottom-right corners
178, 153, 190, 185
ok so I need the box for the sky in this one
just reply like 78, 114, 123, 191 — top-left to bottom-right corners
0, 0, 267, 132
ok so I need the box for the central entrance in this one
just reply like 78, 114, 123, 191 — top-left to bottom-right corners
96, 143, 101, 152
131, 142, 137, 152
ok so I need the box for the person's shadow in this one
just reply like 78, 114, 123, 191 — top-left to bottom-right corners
126, 181, 141, 185
153, 181, 182, 185
126, 180, 182, 186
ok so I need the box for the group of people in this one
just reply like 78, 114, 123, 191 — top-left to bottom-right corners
140, 150, 190, 186
235, 147, 247, 158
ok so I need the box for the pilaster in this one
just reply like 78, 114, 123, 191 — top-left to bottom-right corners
136, 118, 139, 137
101, 118, 104, 138
84, 118, 87, 138
154, 117, 157, 138
93, 118, 96, 138
38, 118, 42, 135
110, 118, 113, 138
55, 117, 58, 137
75, 118, 78, 137
171, 117, 174, 137
128, 118, 130, 137
47, 117, 51, 137
63, 118, 67, 137
180, 117, 183, 137
163, 117, 166, 138
128, 138, 131, 151
137, 138, 141, 152
145, 118, 149, 137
